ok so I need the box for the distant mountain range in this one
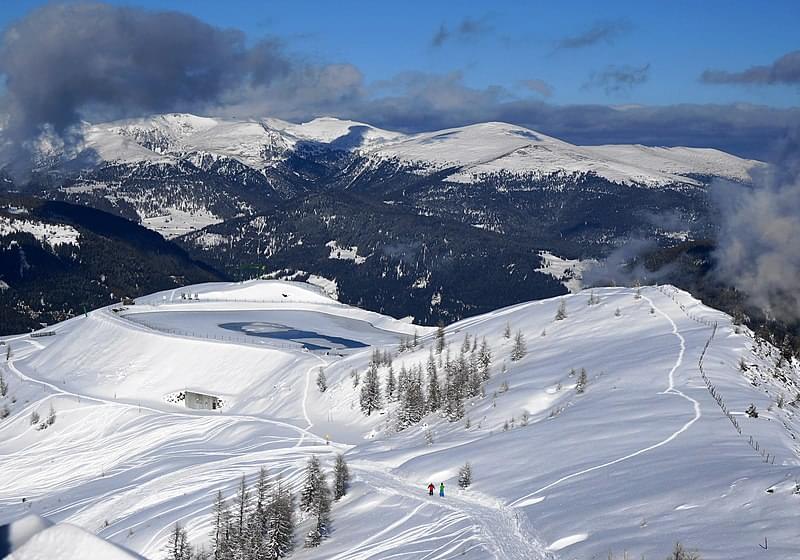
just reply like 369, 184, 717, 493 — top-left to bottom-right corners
0, 113, 769, 330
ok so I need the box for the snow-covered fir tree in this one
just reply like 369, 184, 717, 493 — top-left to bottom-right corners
510, 330, 526, 361
555, 299, 568, 320
316, 368, 327, 392
333, 454, 350, 501
359, 363, 382, 416
460, 332, 471, 355
263, 477, 294, 559
398, 366, 425, 429
443, 358, 465, 421
435, 325, 445, 354
164, 523, 191, 560
458, 462, 472, 489
576, 368, 588, 393
296, 456, 332, 548
385, 364, 396, 401
246, 467, 270, 556
477, 337, 492, 381
397, 363, 410, 397
300, 455, 324, 514
211, 490, 233, 560
425, 350, 441, 412
232, 475, 250, 555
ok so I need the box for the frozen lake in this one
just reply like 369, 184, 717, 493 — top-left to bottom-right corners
123, 309, 403, 351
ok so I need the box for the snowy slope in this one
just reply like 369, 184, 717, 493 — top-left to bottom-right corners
1, 281, 798, 559
370, 122, 760, 187
0, 215, 80, 248
47, 114, 760, 189
1, 515, 143, 560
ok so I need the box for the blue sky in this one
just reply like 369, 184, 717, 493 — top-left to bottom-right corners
0, 1, 797, 157
2, 0, 796, 108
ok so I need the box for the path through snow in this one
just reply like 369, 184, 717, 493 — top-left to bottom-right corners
508, 291, 703, 507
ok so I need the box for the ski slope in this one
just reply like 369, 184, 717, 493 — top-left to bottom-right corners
1, 281, 799, 559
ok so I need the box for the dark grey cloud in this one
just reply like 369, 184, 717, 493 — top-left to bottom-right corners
702, 50, 800, 85
519, 79, 554, 98
712, 132, 800, 321
0, 2, 289, 139
430, 16, 492, 47
583, 64, 650, 95
555, 19, 631, 50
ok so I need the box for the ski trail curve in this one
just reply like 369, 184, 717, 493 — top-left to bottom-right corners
344, 463, 550, 560
509, 291, 701, 507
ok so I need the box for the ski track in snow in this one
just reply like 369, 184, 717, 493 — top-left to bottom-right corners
508, 291, 702, 507
1, 285, 748, 559
293, 338, 546, 559
340, 464, 548, 560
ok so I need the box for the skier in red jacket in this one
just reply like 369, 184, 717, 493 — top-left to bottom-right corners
427, 483, 435, 496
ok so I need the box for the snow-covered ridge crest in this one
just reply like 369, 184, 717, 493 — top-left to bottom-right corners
43, 113, 761, 188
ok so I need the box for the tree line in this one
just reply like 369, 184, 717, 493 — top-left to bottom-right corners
163, 454, 350, 560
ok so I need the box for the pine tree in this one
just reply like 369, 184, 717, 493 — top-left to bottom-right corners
316, 368, 327, 392
503, 323, 511, 339
0, 371, 7, 397
398, 369, 425, 429
359, 363, 382, 416
435, 325, 445, 354
397, 364, 410, 396
164, 523, 191, 560
425, 350, 441, 412
351, 369, 360, 387
300, 456, 324, 514
461, 333, 471, 355
412, 330, 419, 348
47, 403, 56, 426
666, 542, 701, 560
233, 475, 250, 556
333, 454, 350, 500
444, 371, 465, 422
510, 331, 526, 361
303, 471, 332, 548
247, 467, 270, 557
385, 365, 396, 401
211, 490, 233, 560
576, 368, 588, 394
477, 338, 492, 381
458, 462, 472, 489
264, 477, 294, 559
555, 300, 567, 321
467, 351, 482, 398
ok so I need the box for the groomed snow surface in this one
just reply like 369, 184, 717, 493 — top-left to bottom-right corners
1, 280, 799, 559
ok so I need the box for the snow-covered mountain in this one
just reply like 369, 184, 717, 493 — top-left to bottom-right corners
61, 113, 759, 187
1, 280, 798, 559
